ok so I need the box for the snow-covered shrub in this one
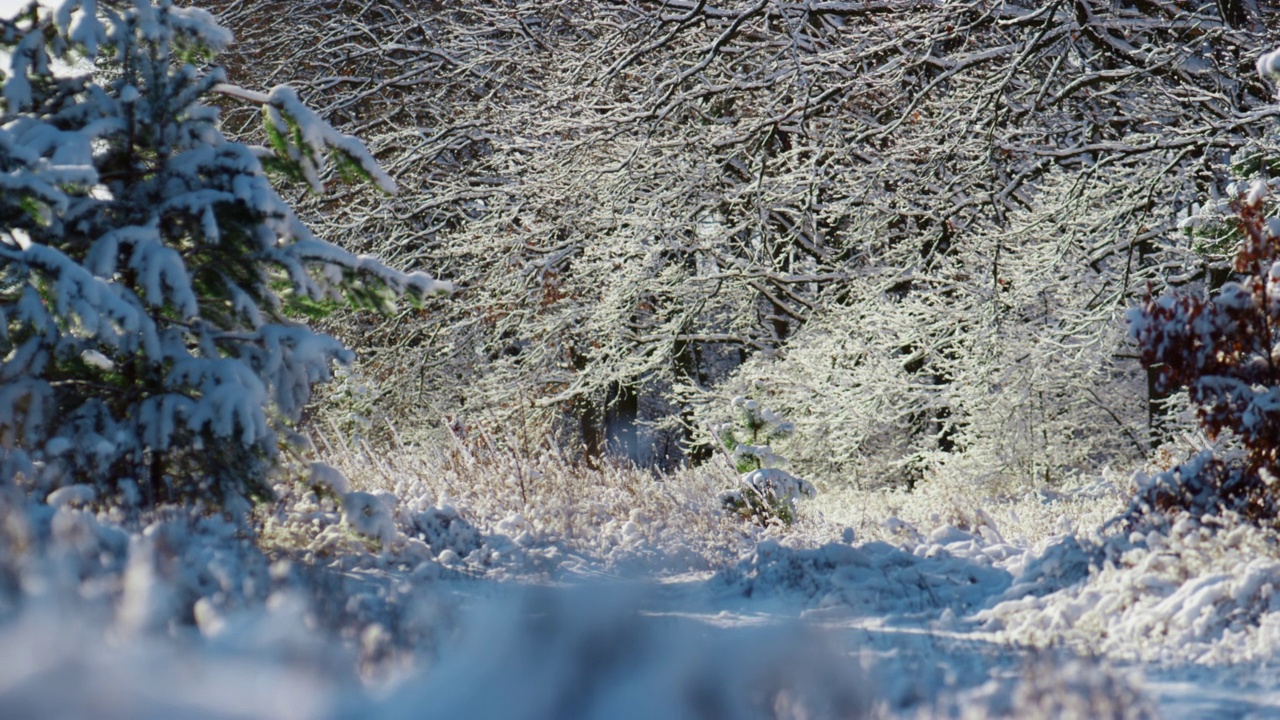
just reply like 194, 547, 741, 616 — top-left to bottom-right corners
1126, 49, 1280, 525
340, 491, 397, 546
723, 537, 1012, 615
309, 419, 746, 571
0, 1, 447, 511
407, 505, 481, 558
1127, 186, 1276, 522
716, 397, 814, 526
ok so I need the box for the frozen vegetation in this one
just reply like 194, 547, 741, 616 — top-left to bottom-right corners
6, 1, 1280, 718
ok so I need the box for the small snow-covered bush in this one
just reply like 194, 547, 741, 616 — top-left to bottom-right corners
1126, 49, 1280, 525
716, 397, 814, 526
0, 1, 446, 511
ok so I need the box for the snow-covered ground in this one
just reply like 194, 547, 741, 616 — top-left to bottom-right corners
5, 444, 1280, 720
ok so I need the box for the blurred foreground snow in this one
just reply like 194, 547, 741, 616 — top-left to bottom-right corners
1, 475, 1280, 718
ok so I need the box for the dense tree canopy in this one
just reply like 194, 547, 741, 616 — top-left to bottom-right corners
208, 0, 1278, 487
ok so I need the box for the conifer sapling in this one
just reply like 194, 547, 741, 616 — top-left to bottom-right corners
716, 396, 814, 526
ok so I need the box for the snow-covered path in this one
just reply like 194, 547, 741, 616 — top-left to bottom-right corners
7, 486, 1280, 718
6, 551, 1280, 718
347, 560, 1280, 718
331, 532, 1280, 718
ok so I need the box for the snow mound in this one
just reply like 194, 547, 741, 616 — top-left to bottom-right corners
980, 516, 1280, 664
406, 505, 481, 559
342, 492, 396, 545
0, 610, 333, 720
1000, 535, 1099, 599
722, 533, 1012, 616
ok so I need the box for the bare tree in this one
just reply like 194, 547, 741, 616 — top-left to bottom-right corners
207, 0, 1277, 485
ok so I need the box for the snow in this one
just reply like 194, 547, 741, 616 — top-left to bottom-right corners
1248, 178, 1269, 207
1, 465, 1279, 718
45, 483, 94, 507
726, 466, 816, 511
1258, 49, 1280, 80
309, 462, 351, 496
341, 491, 397, 546
262, 85, 398, 196
167, 358, 270, 444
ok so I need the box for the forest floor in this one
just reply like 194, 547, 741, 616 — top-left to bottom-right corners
5, 440, 1280, 719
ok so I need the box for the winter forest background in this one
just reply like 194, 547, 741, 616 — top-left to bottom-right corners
6, 0, 1280, 717
216, 0, 1278, 489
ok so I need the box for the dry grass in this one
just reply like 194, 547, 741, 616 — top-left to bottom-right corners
793, 464, 1133, 555
301, 417, 1136, 575
307, 421, 757, 571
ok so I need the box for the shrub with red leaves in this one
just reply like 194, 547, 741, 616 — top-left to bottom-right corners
1123, 50, 1280, 525
1129, 179, 1280, 522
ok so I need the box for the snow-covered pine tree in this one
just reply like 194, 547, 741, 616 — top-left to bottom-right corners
0, 0, 448, 512
716, 396, 814, 526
